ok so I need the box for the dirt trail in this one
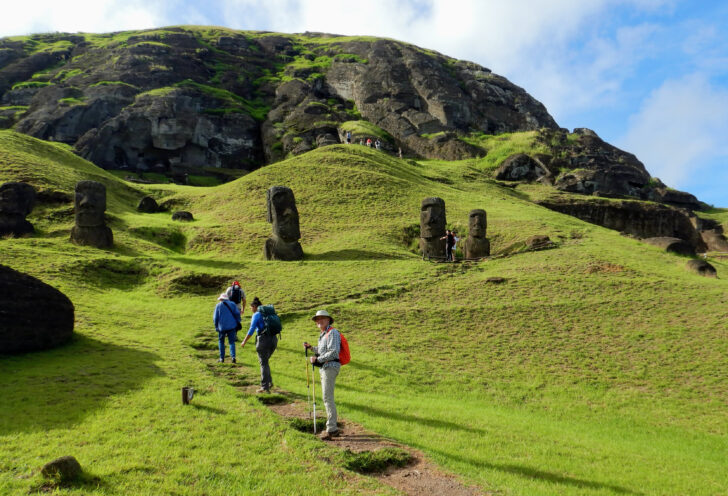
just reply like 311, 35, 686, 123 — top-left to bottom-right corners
267, 398, 484, 496
202, 355, 484, 496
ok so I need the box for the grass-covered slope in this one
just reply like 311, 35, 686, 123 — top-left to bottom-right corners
1, 131, 727, 495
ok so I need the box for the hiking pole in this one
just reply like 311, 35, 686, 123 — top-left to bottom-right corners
312, 360, 317, 435
305, 348, 311, 424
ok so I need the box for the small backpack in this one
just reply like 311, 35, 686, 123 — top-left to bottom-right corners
229, 285, 242, 304
328, 327, 350, 365
259, 305, 282, 336
338, 332, 350, 365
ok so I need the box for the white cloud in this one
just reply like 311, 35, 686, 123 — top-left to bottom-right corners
618, 74, 728, 188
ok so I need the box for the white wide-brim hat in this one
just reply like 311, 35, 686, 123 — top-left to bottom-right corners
218, 293, 229, 301
312, 310, 333, 324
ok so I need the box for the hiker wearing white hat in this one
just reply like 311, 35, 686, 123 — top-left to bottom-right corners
304, 310, 341, 439
213, 293, 241, 363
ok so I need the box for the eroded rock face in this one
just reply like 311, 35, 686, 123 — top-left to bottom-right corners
642, 237, 696, 257
2, 29, 558, 172
495, 154, 549, 182
538, 198, 707, 252
419, 197, 446, 258
526, 235, 552, 250
685, 259, 717, 277
0, 182, 35, 236
464, 209, 490, 259
70, 180, 113, 248
264, 186, 303, 261
0, 264, 75, 354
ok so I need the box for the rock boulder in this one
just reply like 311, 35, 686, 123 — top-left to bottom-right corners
685, 259, 717, 277
0, 264, 75, 354
642, 237, 696, 257
0, 182, 35, 236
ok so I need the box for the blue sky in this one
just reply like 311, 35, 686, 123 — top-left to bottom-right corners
2, 0, 727, 206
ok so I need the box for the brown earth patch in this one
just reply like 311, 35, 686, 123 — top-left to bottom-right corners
585, 262, 626, 274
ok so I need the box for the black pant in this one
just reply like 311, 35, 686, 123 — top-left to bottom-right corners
256, 333, 277, 389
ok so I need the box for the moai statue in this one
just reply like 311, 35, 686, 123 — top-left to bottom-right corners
70, 180, 113, 248
419, 197, 446, 258
464, 209, 490, 259
264, 186, 303, 261
0, 182, 36, 236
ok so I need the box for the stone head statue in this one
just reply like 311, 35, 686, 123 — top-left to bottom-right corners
70, 180, 112, 248
266, 186, 300, 242
264, 186, 303, 260
74, 180, 106, 228
420, 197, 446, 239
468, 209, 487, 238
0, 182, 36, 236
465, 208, 490, 259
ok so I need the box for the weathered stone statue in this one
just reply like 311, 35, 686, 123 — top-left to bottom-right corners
0, 182, 36, 236
464, 209, 490, 259
264, 186, 303, 261
419, 197, 446, 258
70, 180, 113, 248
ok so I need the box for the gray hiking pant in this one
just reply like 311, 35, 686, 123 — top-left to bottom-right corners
256, 333, 277, 390
320, 365, 340, 433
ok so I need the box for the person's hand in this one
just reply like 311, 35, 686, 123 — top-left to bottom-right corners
309, 356, 317, 364
303, 342, 311, 349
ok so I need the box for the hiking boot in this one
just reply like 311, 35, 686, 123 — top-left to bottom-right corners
218, 358, 224, 363
319, 430, 340, 440
256, 387, 270, 394
231, 357, 236, 363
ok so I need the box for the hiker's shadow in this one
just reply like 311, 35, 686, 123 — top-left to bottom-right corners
422, 446, 642, 495
0, 335, 164, 434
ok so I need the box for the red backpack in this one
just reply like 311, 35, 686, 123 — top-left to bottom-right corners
328, 327, 350, 365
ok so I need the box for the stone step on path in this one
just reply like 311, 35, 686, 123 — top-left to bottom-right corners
204, 357, 486, 496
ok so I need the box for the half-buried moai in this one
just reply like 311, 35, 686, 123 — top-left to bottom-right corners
70, 180, 113, 248
464, 209, 490, 259
419, 197, 446, 258
0, 182, 36, 236
264, 185, 303, 261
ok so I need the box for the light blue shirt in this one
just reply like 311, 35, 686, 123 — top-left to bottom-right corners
247, 311, 265, 337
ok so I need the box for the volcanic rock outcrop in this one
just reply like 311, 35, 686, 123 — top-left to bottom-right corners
538, 198, 707, 252
419, 197, 446, 259
0, 264, 75, 354
0, 28, 557, 173
70, 180, 113, 248
642, 237, 696, 257
0, 181, 35, 236
264, 185, 303, 261
685, 259, 717, 278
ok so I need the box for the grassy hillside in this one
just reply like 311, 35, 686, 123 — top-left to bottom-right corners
1, 130, 727, 495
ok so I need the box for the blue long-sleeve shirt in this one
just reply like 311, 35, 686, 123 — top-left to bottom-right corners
213, 300, 240, 332
247, 311, 265, 337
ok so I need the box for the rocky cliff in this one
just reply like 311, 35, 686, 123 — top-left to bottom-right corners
0, 27, 557, 174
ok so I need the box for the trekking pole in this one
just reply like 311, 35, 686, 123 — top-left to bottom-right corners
305, 348, 311, 423
312, 360, 317, 435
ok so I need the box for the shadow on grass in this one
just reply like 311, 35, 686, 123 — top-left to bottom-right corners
305, 249, 410, 261
190, 403, 227, 415
423, 446, 642, 495
339, 400, 487, 435
168, 256, 248, 271
0, 335, 163, 434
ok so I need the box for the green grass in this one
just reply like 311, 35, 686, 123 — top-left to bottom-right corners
1, 92, 728, 496
340, 120, 394, 142
11, 81, 53, 90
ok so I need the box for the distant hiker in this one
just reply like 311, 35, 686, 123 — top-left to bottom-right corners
440, 229, 455, 262
213, 293, 241, 363
375, 138, 381, 150
240, 297, 280, 393
346, 131, 352, 144
359, 138, 364, 145
225, 280, 246, 313
304, 310, 342, 439
452, 231, 460, 261
366, 138, 372, 147
398, 147, 403, 159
